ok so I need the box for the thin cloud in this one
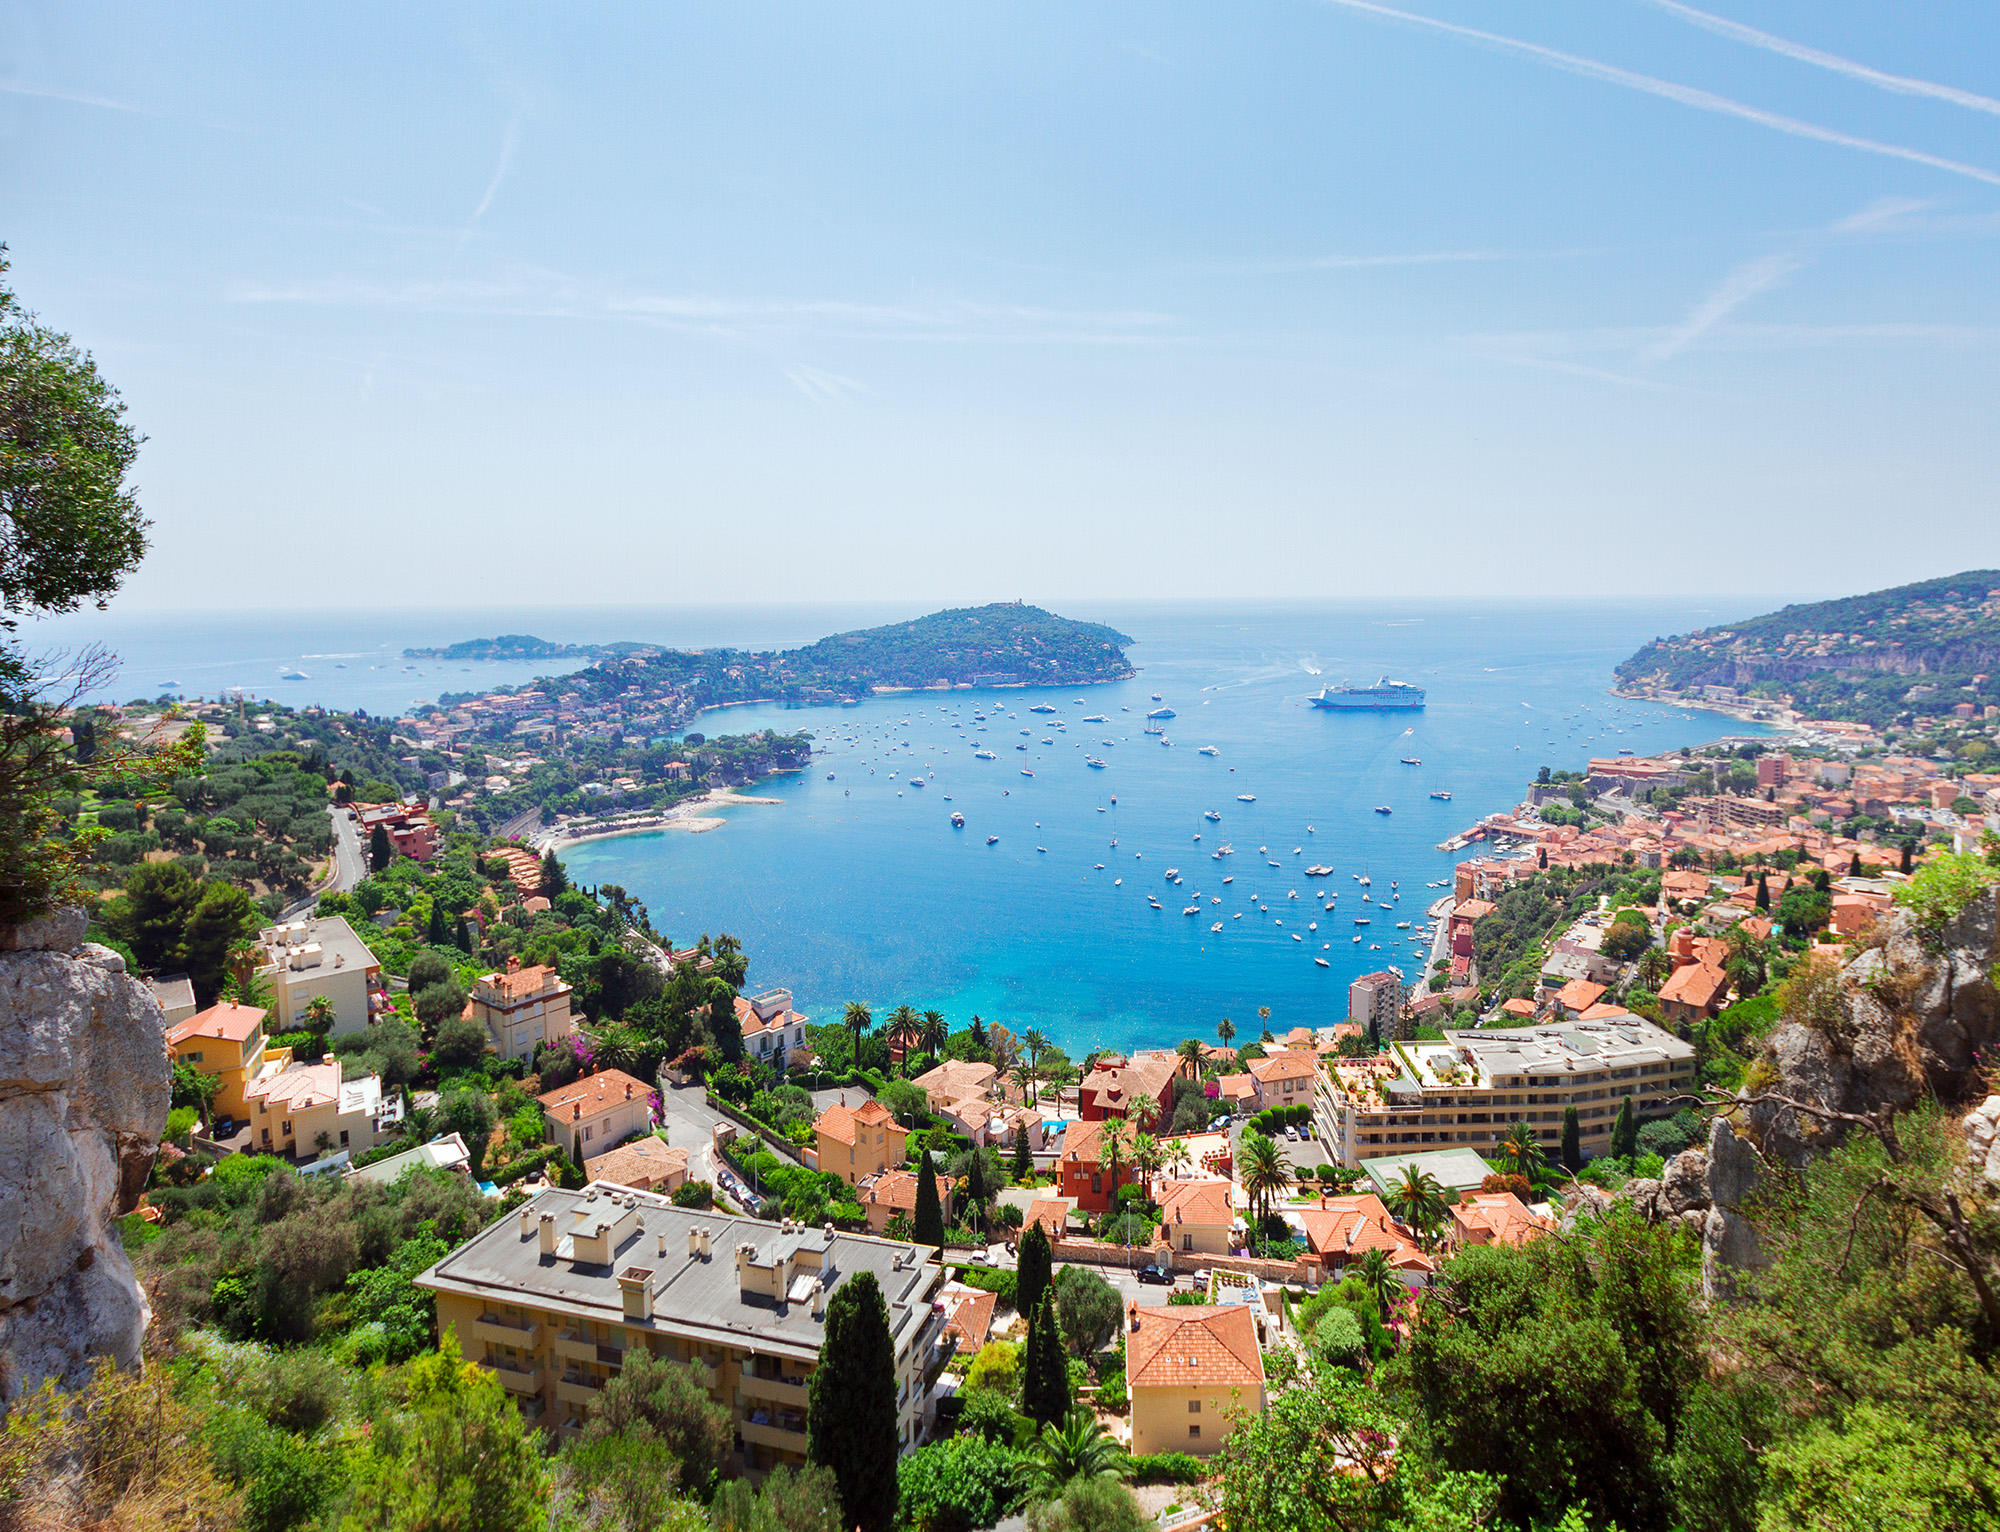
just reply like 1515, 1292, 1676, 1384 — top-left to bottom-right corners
1643, 0, 2000, 119
784, 364, 866, 404
1646, 252, 1802, 360
1314, 0, 2000, 187
0, 79, 148, 114
471, 117, 520, 221
1831, 196, 1936, 235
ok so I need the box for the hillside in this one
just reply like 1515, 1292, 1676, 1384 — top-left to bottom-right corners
1616, 570, 2000, 725
779, 603, 1135, 690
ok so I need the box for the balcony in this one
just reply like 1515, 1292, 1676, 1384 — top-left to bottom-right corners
554, 1331, 624, 1369
483, 1358, 542, 1396
738, 1372, 810, 1410
738, 1412, 809, 1453
469, 1314, 544, 1351
556, 1374, 602, 1410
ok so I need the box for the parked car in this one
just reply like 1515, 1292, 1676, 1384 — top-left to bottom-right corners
1137, 1264, 1174, 1286
1209, 1114, 1231, 1131
1283, 1125, 1298, 1141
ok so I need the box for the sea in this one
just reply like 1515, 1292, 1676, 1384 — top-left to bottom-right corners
39, 598, 1773, 1058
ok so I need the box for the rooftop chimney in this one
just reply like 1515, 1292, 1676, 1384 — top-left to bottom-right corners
688, 1227, 702, 1257
507, 955, 522, 974
1128, 1301, 1141, 1333
625, 1082, 633, 1099
810, 1280, 825, 1319
520, 1207, 536, 1237
538, 1211, 558, 1256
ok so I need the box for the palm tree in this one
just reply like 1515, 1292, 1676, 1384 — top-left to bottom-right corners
1496, 1121, 1546, 1181
1387, 1165, 1447, 1245
1011, 1061, 1034, 1105
1164, 1137, 1192, 1179
1355, 1246, 1398, 1318
885, 1003, 921, 1059
843, 1001, 872, 1060
1129, 1132, 1163, 1196
1175, 1037, 1206, 1078
1026, 1409, 1132, 1498
1238, 1129, 1293, 1220
1022, 1028, 1049, 1102
1098, 1117, 1131, 1199
918, 1008, 949, 1057
1216, 1017, 1236, 1050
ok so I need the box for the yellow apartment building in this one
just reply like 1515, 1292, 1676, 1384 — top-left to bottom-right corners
813, 1098, 907, 1186
1125, 1303, 1266, 1457
417, 1184, 952, 1469
539, 1070, 655, 1163
472, 958, 575, 1062
165, 1003, 284, 1122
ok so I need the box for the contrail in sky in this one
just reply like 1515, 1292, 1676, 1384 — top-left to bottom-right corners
1643, 0, 2000, 119
1314, 0, 2000, 187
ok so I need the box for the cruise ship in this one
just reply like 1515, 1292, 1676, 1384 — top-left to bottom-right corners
1312, 678, 1425, 710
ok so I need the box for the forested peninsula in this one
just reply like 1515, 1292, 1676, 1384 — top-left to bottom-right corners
1616, 570, 2000, 726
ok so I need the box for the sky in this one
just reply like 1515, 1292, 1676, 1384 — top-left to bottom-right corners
4, 2, 1999, 611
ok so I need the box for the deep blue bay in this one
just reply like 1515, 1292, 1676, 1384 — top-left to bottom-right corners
557, 600, 1766, 1057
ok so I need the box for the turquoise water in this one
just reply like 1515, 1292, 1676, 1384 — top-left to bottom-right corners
559, 600, 1766, 1057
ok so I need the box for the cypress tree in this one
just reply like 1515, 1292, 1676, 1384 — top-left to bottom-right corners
540, 847, 569, 898
1848, 852, 1862, 877
1561, 1106, 1581, 1173
1020, 1289, 1071, 1430
912, 1150, 945, 1252
1900, 840, 1914, 874
1754, 872, 1770, 911
455, 912, 473, 952
427, 900, 446, 946
1610, 1098, 1637, 1160
368, 823, 392, 873
808, 1271, 899, 1532
1011, 1128, 1033, 1183
1016, 1219, 1053, 1326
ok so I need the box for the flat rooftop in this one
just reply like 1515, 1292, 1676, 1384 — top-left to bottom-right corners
417, 1184, 941, 1363
1442, 1018, 1694, 1083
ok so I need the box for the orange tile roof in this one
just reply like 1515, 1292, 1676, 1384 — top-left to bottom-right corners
813, 1097, 896, 1146
859, 1168, 945, 1217
245, 1060, 342, 1112
942, 1284, 997, 1354
166, 1002, 266, 1047
1215, 1072, 1257, 1102
733, 994, 803, 1038
1294, 1193, 1433, 1272
1659, 961, 1729, 1010
1454, 899, 1497, 921
485, 963, 565, 1001
1248, 1051, 1315, 1084
1157, 1179, 1235, 1230
1555, 979, 1607, 1012
1499, 998, 1538, 1018
538, 1068, 653, 1118
1126, 1304, 1265, 1390
584, 1137, 688, 1189
1025, 1198, 1072, 1238
1451, 1191, 1555, 1248
1079, 1053, 1178, 1118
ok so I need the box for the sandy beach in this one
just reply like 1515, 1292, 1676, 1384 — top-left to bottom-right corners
537, 787, 781, 854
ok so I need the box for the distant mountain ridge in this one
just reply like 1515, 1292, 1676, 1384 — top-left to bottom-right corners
1616, 571, 2000, 725
403, 634, 651, 662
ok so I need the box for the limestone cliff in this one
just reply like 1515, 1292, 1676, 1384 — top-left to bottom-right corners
0, 906, 169, 1407
1606, 886, 1999, 1298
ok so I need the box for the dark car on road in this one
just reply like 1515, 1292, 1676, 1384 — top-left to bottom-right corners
1136, 1264, 1174, 1286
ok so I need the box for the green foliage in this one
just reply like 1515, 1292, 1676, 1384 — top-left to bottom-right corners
808, 1270, 901, 1532
1016, 1219, 1053, 1323
949, 1263, 1019, 1308
707, 1462, 845, 1532
1021, 1292, 1072, 1430
914, 1149, 946, 1250
1051, 1266, 1121, 1359
1123, 1453, 1205, 1486
963, 1340, 1021, 1397
583, 1346, 734, 1499
896, 1433, 1022, 1532
1896, 848, 2000, 946
337, 1341, 549, 1530
1024, 1476, 1152, 1532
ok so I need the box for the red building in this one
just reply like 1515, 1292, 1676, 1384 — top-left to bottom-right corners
1076, 1052, 1179, 1125
1057, 1120, 1143, 1214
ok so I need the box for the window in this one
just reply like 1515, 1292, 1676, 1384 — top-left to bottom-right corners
1189, 1424, 1201, 1439
1187, 1400, 1201, 1414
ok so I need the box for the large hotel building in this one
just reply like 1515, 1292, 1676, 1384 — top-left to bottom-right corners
1314, 1015, 1699, 1166
417, 1184, 951, 1471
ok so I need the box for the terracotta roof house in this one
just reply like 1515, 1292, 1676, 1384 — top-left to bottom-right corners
1024, 1197, 1074, 1241
1078, 1052, 1179, 1125
857, 1167, 951, 1234
538, 1068, 654, 1163
584, 1136, 689, 1194
1214, 1073, 1258, 1112
1553, 979, 1607, 1017
1294, 1193, 1434, 1283
1056, 1119, 1142, 1213
1155, 1179, 1236, 1256
471, 958, 574, 1062
1498, 998, 1539, 1022
735, 990, 812, 1068
940, 1283, 997, 1354
1247, 1051, 1315, 1110
813, 1097, 907, 1186
1125, 1304, 1267, 1457
1449, 1192, 1556, 1250
910, 1060, 998, 1112
1658, 960, 1731, 1027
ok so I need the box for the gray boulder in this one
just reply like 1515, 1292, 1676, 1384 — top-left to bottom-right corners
1660, 1148, 1710, 1214
0, 909, 169, 1408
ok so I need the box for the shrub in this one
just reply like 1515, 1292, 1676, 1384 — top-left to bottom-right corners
1895, 848, 2000, 946
896, 1433, 1022, 1532
963, 1340, 1022, 1396
951, 1265, 1019, 1308
672, 1180, 714, 1209
1126, 1451, 1206, 1485
489, 1144, 561, 1185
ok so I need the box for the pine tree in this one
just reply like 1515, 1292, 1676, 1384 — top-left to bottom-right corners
807, 1271, 899, 1532
540, 847, 569, 899
1016, 1220, 1053, 1326
1011, 1128, 1033, 1183
369, 823, 393, 873
1610, 1098, 1637, 1160
1020, 1289, 1072, 1430
1561, 1106, 1581, 1173
1755, 872, 1770, 911
912, 1150, 944, 1251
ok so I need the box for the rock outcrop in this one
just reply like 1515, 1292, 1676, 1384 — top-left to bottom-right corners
1608, 887, 2000, 1297
0, 906, 169, 1408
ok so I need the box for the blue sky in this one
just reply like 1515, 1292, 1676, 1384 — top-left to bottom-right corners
4, 2, 1998, 609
